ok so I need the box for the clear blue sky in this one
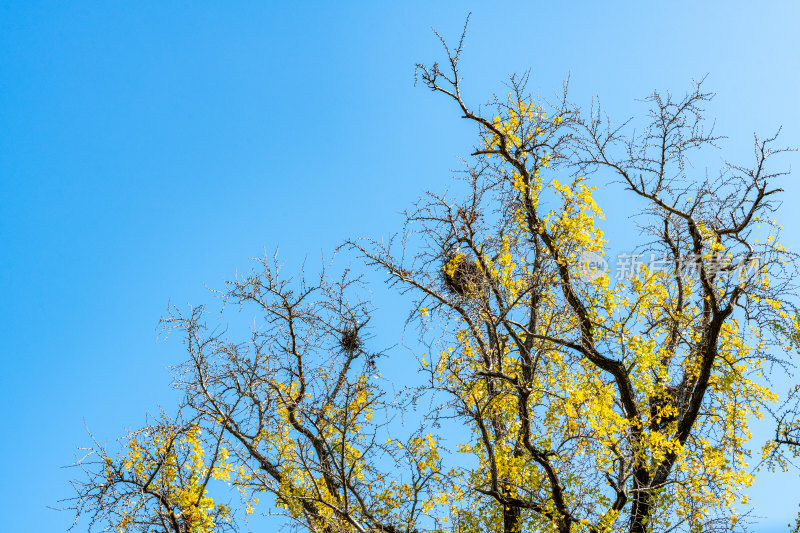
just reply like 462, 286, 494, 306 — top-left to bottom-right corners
1, 2, 799, 531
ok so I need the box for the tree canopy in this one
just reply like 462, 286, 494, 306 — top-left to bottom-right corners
68, 30, 800, 533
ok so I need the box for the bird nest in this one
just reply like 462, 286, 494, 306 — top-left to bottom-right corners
339, 325, 363, 354
649, 385, 680, 429
442, 252, 487, 297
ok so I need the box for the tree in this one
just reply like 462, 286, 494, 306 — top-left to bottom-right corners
763, 318, 800, 532
68, 29, 799, 533
71, 413, 238, 533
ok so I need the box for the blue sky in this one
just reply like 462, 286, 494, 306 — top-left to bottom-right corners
1, 2, 799, 531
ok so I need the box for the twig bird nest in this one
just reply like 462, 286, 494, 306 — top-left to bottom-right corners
339, 325, 363, 354
442, 252, 487, 297
649, 385, 680, 429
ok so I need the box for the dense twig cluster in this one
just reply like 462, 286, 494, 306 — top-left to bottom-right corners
441, 252, 486, 297
339, 324, 364, 354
